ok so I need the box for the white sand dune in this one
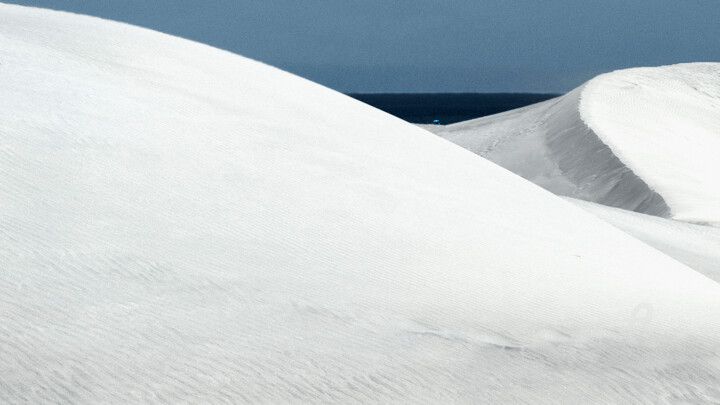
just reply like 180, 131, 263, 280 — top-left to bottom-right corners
425, 63, 720, 226
2, 4, 720, 404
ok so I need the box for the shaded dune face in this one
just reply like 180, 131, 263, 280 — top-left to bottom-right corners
581, 63, 720, 226
429, 63, 720, 224
426, 90, 671, 217
1, 4, 720, 404
537, 87, 670, 216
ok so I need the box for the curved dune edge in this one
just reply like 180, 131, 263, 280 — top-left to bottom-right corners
578, 63, 720, 226
426, 86, 671, 217
2, 4, 720, 404
539, 86, 671, 216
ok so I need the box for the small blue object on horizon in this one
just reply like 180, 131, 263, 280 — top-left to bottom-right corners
433, 119, 440, 124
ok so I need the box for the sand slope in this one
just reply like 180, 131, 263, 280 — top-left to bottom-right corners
568, 198, 720, 282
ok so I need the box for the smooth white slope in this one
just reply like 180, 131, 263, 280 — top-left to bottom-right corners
567, 198, 720, 282
425, 63, 720, 225
582, 64, 720, 225
1, 4, 720, 404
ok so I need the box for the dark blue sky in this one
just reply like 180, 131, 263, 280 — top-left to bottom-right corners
7, 0, 720, 92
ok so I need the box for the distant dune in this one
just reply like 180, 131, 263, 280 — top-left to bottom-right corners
2, 4, 720, 404
425, 63, 720, 226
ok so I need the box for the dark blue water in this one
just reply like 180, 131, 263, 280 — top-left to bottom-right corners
347, 93, 560, 125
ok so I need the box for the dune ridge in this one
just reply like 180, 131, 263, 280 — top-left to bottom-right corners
426, 63, 720, 226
